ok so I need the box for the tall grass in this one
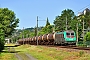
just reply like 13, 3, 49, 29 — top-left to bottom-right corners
15, 45, 90, 60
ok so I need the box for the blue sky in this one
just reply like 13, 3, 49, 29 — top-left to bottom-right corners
0, 0, 90, 29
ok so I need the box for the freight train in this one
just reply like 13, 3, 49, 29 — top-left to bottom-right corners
18, 30, 76, 45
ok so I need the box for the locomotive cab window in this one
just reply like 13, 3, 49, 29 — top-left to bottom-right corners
66, 33, 70, 35
71, 33, 74, 35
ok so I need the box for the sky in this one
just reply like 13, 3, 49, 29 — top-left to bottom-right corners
0, 0, 90, 29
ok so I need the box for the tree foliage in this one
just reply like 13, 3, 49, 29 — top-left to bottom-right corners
77, 9, 90, 40
19, 29, 30, 38
46, 17, 50, 26
0, 8, 19, 51
0, 8, 19, 37
84, 10, 90, 28
54, 16, 65, 31
38, 25, 53, 35
84, 32, 90, 41
38, 18, 53, 35
54, 9, 75, 31
0, 29, 4, 52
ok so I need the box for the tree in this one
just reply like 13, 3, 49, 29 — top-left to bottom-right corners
84, 32, 90, 41
46, 17, 50, 26
0, 8, 19, 51
38, 25, 53, 36
70, 16, 83, 40
54, 9, 75, 31
38, 17, 53, 35
84, 32, 90, 45
77, 9, 90, 41
54, 16, 65, 31
0, 8, 19, 37
19, 29, 31, 39
84, 9, 90, 28
0, 29, 5, 52
46, 25, 53, 33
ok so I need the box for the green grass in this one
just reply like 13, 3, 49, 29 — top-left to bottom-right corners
15, 45, 90, 60
0, 44, 17, 60
1, 44, 90, 60
0, 51, 17, 60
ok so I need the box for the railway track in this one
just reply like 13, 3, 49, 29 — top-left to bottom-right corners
41, 45, 90, 51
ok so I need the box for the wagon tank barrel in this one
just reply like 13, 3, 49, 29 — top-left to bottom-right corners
42, 34, 48, 40
47, 33, 54, 40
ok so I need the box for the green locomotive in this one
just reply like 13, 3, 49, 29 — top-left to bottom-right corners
54, 30, 76, 44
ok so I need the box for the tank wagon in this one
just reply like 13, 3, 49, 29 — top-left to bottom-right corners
18, 30, 76, 45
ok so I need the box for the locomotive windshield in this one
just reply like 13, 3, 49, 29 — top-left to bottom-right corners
71, 33, 74, 35
66, 32, 74, 38
66, 33, 70, 35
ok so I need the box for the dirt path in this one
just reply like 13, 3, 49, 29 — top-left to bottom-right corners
7, 47, 37, 60
25, 53, 37, 60
15, 53, 23, 60
15, 53, 37, 60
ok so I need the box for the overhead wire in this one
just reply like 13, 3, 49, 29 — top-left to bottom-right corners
75, 4, 90, 14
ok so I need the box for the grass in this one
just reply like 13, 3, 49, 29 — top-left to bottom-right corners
0, 51, 17, 60
0, 43, 17, 60
1, 44, 90, 60
15, 45, 90, 60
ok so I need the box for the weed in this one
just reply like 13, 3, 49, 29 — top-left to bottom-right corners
79, 51, 84, 57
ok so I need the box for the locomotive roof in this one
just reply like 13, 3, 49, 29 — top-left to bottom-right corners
65, 30, 74, 32
55, 32, 63, 34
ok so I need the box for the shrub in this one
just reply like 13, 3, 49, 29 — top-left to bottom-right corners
0, 40, 4, 52
79, 51, 84, 57
84, 32, 90, 41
